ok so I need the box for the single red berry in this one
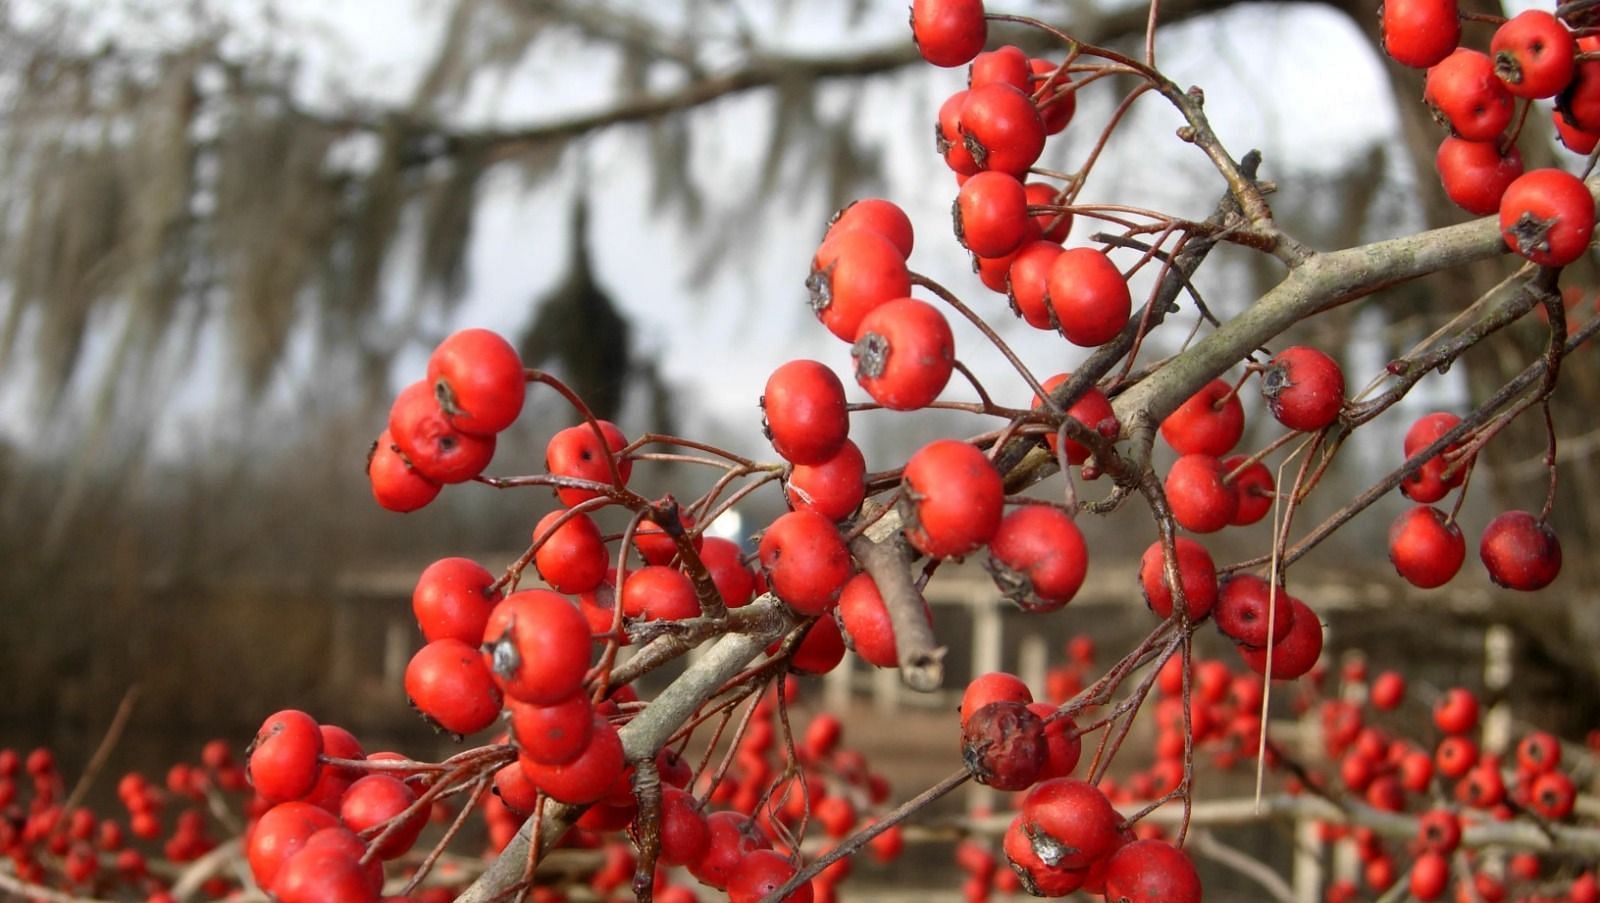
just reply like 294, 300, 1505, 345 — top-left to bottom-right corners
545, 420, 632, 507
1480, 510, 1562, 590
1161, 378, 1244, 456
690, 811, 771, 890
969, 45, 1029, 91
245, 802, 340, 889
1033, 372, 1118, 467
700, 536, 756, 609
787, 439, 867, 521
656, 786, 711, 867
426, 328, 525, 436
406, 639, 503, 736
1499, 168, 1597, 267
808, 230, 911, 342
1491, 10, 1577, 100
959, 83, 1046, 177
1411, 850, 1450, 901
1261, 346, 1344, 432
852, 297, 955, 411
1529, 769, 1576, 819
758, 510, 853, 616
1436, 137, 1524, 215
1382, 0, 1459, 68
1517, 731, 1562, 775
1435, 734, 1478, 779
271, 827, 382, 902
1388, 506, 1466, 589
1024, 181, 1072, 242
824, 198, 913, 259
763, 360, 849, 466
1002, 814, 1088, 896
1028, 703, 1081, 779
1030, 58, 1077, 135
339, 775, 424, 860
482, 590, 592, 704
955, 171, 1031, 258
1222, 454, 1274, 526
1005, 240, 1063, 330
984, 505, 1088, 612
911, 0, 986, 68
248, 711, 323, 804
1554, 108, 1600, 153
508, 694, 595, 767
1370, 671, 1406, 711
302, 724, 364, 813
1165, 454, 1239, 534
1434, 688, 1480, 735
1215, 575, 1295, 648
534, 509, 609, 595
728, 848, 812, 903
1425, 49, 1514, 142
1046, 248, 1130, 347
1017, 778, 1121, 870
367, 430, 441, 512
901, 439, 1004, 558
522, 714, 625, 805
388, 379, 496, 484
937, 90, 980, 175
1139, 537, 1218, 621
620, 565, 700, 622
412, 557, 501, 645
962, 701, 1046, 790
1102, 839, 1202, 903
491, 760, 541, 816
836, 572, 930, 668
788, 614, 847, 675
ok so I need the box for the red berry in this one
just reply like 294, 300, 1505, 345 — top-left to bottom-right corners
426, 328, 525, 436
545, 420, 632, 507
852, 297, 955, 410
901, 439, 1004, 558
1490, 11, 1576, 100
1382, 0, 1459, 68
388, 379, 496, 484
1025, 181, 1072, 241
1236, 596, 1322, 680
787, 439, 867, 521
959, 83, 1046, 177
758, 510, 853, 615
1047, 248, 1130, 347
339, 775, 424, 860
367, 430, 441, 512
1028, 703, 1081, 779
1436, 137, 1524, 215
961, 671, 1032, 726
763, 360, 849, 466
691, 811, 770, 890
1425, 49, 1514, 142
1001, 814, 1087, 896
1139, 537, 1218, 621
1411, 850, 1449, 900
1388, 506, 1466, 589
1162, 378, 1244, 456
825, 198, 913, 259
412, 557, 501, 645
937, 90, 980, 176
1165, 454, 1239, 534
1401, 412, 1468, 503
985, 506, 1088, 612
523, 714, 625, 805
508, 694, 595, 767
1017, 778, 1121, 870
955, 171, 1030, 258
1030, 59, 1077, 136
1499, 168, 1597, 267
808, 230, 910, 342
728, 849, 812, 903
1006, 240, 1063, 330
620, 565, 701, 622
248, 710, 323, 804
911, 0, 986, 68
1479, 510, 1562, 590
700, 536, 756, 609
1529, 769, 1576, 819
837, 572, 929, 668
406, 639, 504, 736
961, 701, 1046, 790
1261, 346, 1344, 432
1223, 454, 1274, 526
656, 786, 711, 867
1435, 734, 1478, 779
1370, 671, 1406, 711
245, 802, 340, 889
534, 509, 609, 595
1517, 731, 1561, 775
1034, 372, 1118, 466
969, 45, 1029, 92
482, 590, 593, 704
1434, 688, 1480, 735
1102, 839, 1202, 903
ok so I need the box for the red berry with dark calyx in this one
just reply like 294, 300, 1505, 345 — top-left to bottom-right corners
1139, 537, 1218, 621
808, 229, 911, 343
762, 360, 850, 466
1388, 506, 1466, 589
1490, 11, 1577, 100
901, 439, 1004, 559
961, 700, 1047, 791
911, 0, 987, 68
1102, 839, 1202, 903
1480, 510, 1562, 590
955, 171, 1031, 259
985, 505, 1088, 612
1016, 778, 1121, 871
388, 379, 496, 484
937, 90, 980, 176
1007, 240, 1064, 330
1165, 454, 1239, 534
852, 297, 955, 411
1499, 168, 1597, 267
1261, 346, 1344, 432
1517, 731, 1561, 775
545, 420, 632, 507
405, 639, 503, 737
367, 430, 441, 512
1425, 49, 1514, 142
426, 328, 525, 437
758, 509, 853, 616
1001, 814, 1087, 896
481, 589, 592, 705
1434, 688, 1479, 735
1046, 248, 1130, 347
959, 83, 1046, 177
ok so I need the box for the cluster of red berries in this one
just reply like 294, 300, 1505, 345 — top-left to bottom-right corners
368, 328, 528, 512
0, 741, 252, 900
1384, 3, 1598, 266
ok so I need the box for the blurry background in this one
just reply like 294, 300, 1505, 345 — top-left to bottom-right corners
1, 0, 1598, 896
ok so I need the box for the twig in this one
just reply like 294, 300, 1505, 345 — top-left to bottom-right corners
62, 685, 141, 813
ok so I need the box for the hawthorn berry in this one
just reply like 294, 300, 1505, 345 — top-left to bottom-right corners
482, 589, 592, 704
960, 671, 1033, 726
245, 802, 340, 889
1025, 181, 1072, 241
900, 438, 1003, 558
1102, 839, 1202, 903
523, 714, 625, 805
545, 419, 632, 507
508, 694, 595, 767
1530, 769, 1577, 820
1479, 510, 1562, 590
1499, 168, 1597, 267
851, 297, 955, 410
1401, 412, 1468, 503
788, 614, 846, 674
1370, 671, 1406, 710
1517, 731, 1561, 775
1017, 777, 1121, 870
533, 509, 608, 595
936, 90, 980, 176
1237, 596, 1323, 680
1388, 506, 1466, 589
1030, 58, 1077, 135
1435, 734, 1478, 779
1491, 11, 1577, 100
984, 505, 1088, 612
1222, 454, 1274, 526
808, 230, 911, 342
1046, 247, 1130, 347
1005, 240, 1063, 329
1002, 813, 1088, 896
836, 572, 929, 668
1425, 49, 1514, 142
959, 83, 1046, 177
1165, 453, 1239, 534
1262, 345, 1344, 432
824, 198, 914, 258
426, 328, 525, 436
961, 700, 1047, 790
340, 774, 424, 860
656, 786, 711, 867
699, 536, 756, 609
762, 360, 849, 466
405, 639, 503, 736
367, 430, 441, 512
1411, 850, 1450, 901
786, 439, 867, 521
1436, 138, 1524, 215
247, 710, 323, 804
1433, 687, 1480, 735
910, 0, 986, 68
758, 509, 853, 615
955, 171, 1031, 258
388, 379, 497, 484
620, 565, 701, 622
690, 811, 771, 890
728, 848, 812, 903
1138, 537, 1218, 621
1381, 0, 1459, 68
1033, 372, 1117, 466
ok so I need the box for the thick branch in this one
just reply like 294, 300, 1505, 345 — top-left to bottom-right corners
850, 525, 945, 692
